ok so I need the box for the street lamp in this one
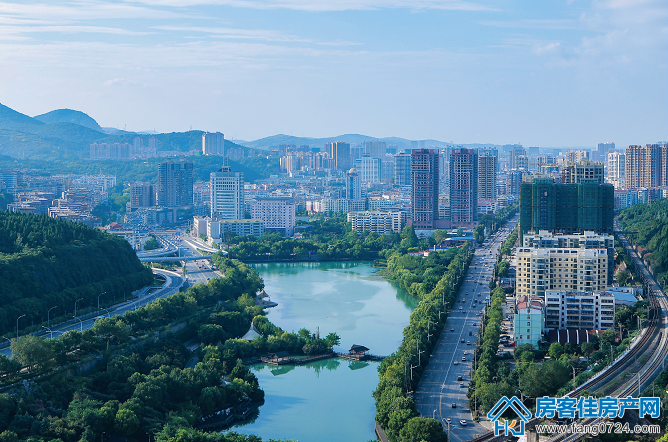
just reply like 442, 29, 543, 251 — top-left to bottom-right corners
16, 314, 26, 341
48, 305, 57, 327
74, 317, 84, 332
433, 408, 437, 419
73, 298, 83, 319
41, 326, 54, 339
98, 292, 106, 312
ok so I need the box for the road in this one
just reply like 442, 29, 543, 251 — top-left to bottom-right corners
166, 234, 222, 285
414, 215, 519, 441
1, 268, 184, 358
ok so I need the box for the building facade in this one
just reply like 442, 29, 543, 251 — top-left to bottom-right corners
544, 290, 615, 330
325, 141, 351, 171
354, 155, 382, 184
347, 210, 403, 234
411, 149, 439, 229
514, 296, 545, 349
625, 144, 668, 189
251, 197, 296, 236
607, 151, 625, 189
130, 182, 155, 208
394, 153, 412, 186
210, 166, 244, 219
157, 160, 193, 207
478, 149, 498, 200
202, 132, 225, 156
562, 161, 605, 184
519, 178, 614, 241
449, 148, 478, 227
516, 247, 609, 299
345, 169, 362, 200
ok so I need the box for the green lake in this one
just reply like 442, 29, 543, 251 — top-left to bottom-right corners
231, 261, 418, 442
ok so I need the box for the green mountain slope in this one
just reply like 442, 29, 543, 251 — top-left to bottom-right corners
0, 211, 154, 336
33, 108, 103, 131
0, 103, 44, 133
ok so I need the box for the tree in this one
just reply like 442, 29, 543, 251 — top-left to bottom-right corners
10, 335, 55, 372
114, 409, 139, 436
324, 332, 341, 349
457, 227, 464, 237
599, 329, 618, 352
0, 355, 21, 380
548, 342, 564, 360
399, 416, 448, 442
144, 236, 160, 250
616, 270, 630, 286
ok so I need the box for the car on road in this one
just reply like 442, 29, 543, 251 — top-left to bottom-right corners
466, 341, 471, 345
452, 403, 457, 408
460, 339, 465, 343
457, 375, 463, 381
445, 418, 451, 424
453, 361, 459, 365
462, 356, 466, 361
460, 420, 468, 426
459, 383, 465, 388
450, 328, 455, 332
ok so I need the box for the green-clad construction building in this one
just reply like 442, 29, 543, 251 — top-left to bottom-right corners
519, 178, 614, 241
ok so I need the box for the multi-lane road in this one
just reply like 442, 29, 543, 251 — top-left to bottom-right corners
415, 216, 519, 441
0, 268, 185, 357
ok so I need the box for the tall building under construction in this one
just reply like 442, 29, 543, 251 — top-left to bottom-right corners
519, 178, 614, 241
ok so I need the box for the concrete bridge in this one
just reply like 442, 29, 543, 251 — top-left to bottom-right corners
139, 255, 212, 262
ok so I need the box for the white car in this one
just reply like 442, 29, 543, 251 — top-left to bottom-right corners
460, 420, 468, 426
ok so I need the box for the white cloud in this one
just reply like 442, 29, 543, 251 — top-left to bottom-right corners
154, 25, 309, 42
125, 0, 497, 12
0, 1, 184, 20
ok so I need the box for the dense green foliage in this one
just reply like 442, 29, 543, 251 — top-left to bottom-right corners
374, 245, 471, 442
474, 204, 518, 244
498, 227, 518, 260
0, 211, 154, 337
0, 257, 300, 441
618, 200, 668, 289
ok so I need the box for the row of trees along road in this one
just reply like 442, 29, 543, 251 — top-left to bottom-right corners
0, 257, 300, 442
0, 211, 154, 337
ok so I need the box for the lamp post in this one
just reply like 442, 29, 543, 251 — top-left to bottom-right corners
98, 292, 106, 312
41, 326, 53, 340
16, 314, 26, 341
75, 317, 83, 332
433, 408, 437, 420
74, 298, 83, 319
48, 305, 57, 327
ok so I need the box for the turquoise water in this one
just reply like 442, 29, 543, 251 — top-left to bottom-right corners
232, 262, 417, 442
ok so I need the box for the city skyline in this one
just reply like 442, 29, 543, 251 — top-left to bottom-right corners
0, 0, 665, 148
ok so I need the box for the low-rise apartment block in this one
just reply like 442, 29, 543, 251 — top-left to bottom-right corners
544, 290, 615, 330
347, 210, 403, 234
516, 247, 609, 298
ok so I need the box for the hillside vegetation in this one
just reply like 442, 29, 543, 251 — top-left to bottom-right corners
618, 200, 668, 287
0, 212, 154, 336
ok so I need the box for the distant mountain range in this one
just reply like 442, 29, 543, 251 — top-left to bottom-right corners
0, 103, 246, 160
0, 102, 511, 161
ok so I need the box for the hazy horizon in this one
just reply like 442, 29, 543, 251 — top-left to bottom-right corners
0, 0, 666, 148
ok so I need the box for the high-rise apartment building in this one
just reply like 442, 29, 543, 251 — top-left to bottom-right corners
354, 155, 382, 184
625, 144, 668, 189
210, 166, 244, 219
510, 145, 526, 169
411, 149, 439, 229
202, 132, 225, 156
130, 182, 155, 208
394, 153, 411, 186
477, 149, 498, 200
519, 178, 614, 241
563, 150, 590, 165
251, 197, 296, 237
345, 168, 362, 200
506, 169, 530, 196
364, 140, 387, 159
597, 142, 615, 158
156, 160, 193, 208
562, 160, 605, 184
607, 151, 625, 189
450, 148, 478, 227
324, 141, 351, 171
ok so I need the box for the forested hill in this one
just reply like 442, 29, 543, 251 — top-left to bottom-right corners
0, 212, 154, 336
618, 199, 668, 286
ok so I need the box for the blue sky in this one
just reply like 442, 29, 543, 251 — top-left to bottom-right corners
0, 0, 665, 147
